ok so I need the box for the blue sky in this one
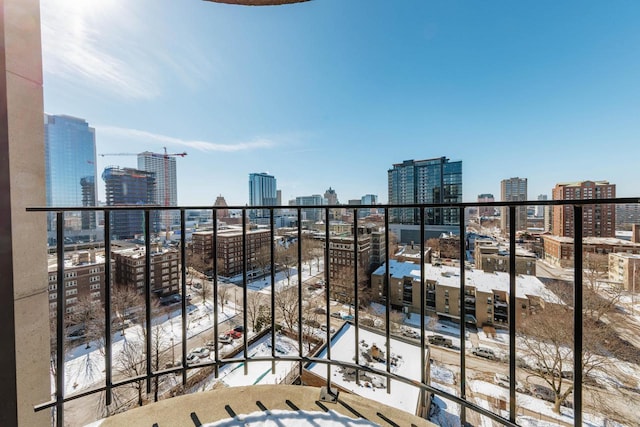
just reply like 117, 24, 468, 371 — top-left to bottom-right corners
41, 0, 640, 206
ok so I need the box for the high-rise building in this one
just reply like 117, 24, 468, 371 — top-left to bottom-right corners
138, 151, 178, 227
388, 157, 462, 225
44, 114, 98, 242
324, 187, 338, 205
500, 177, 528, 233
214, 195, 229, 218
296, 194, 325, 222
249, 172, 277, 219
477, 193, 495, 217
552, 181, 616, 237
102, 167, 157, 239
359, 194, 378, 218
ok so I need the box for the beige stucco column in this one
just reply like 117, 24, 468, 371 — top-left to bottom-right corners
0, 0, 51, 425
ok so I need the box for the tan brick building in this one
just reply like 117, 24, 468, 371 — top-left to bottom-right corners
371, 260, 553, 327
474, 242, 536, 275
608, 252, 640, 292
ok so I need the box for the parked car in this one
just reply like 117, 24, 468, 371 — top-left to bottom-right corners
225, 330, 242, 339
428, 334, 454, 348
471, 347, 495, 359
233, 325, 245, 333
185, 353, 200, 364
341, 314, 354, 321
313, 307, 326, 314
218, 335, 233, 344
330, 311, 343, 318
320, 324, 336, 333
188, 347, 210, 359
401, 328, 420, 339
529, 384, 555, 402
494, 373, 527, 393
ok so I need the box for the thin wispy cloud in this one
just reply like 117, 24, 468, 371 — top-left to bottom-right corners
41, 0, 213, 100
97, 126, 277, 153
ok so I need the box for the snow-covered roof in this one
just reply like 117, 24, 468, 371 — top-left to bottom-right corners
374, 260, 556, 302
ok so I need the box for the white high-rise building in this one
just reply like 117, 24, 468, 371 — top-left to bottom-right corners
138, 151, 178, 227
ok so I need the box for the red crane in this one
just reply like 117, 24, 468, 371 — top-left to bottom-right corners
99, 148, 187, 238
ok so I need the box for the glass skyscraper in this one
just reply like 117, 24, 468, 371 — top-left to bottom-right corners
249, 172, 277, 219
44, 114, 98, 241
388, 157, 462, 225
102, 167, 157, 239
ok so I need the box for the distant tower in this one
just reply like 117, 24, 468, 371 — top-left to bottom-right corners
552, 181, 615, 237
249, 172, 277, 219
102, 167, 157, 239
500, 177, 528, 233
214, 195, 229, 218
324, 187, 338, 205
477, 193, 495, 217
44, 114, 98, 242
360, 194, 378, 218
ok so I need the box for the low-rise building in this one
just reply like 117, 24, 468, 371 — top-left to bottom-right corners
543, 235, 640, 268
608, 252, 640, 292
474, 241, 536, 275
371, 260, 556, 328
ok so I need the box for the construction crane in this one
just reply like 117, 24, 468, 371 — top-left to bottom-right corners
99, 148, 187, 239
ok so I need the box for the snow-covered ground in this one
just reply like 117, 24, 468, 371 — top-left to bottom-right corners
62, 301, 237, 395
190, 333, 301, 392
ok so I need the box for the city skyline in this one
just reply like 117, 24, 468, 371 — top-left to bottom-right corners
42, 1, 640, 206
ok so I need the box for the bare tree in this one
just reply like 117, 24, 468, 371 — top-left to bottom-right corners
276, 243, 297, 287
582, 253, 624, 322
246, 292, 265, 331
218, 284, 232, 314
518, 303, 613, 413
254, 245, 272, 278
112, 285, 144, 336
275, 287, 299, 331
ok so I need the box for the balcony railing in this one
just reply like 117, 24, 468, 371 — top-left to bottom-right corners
27, 198, 640, 427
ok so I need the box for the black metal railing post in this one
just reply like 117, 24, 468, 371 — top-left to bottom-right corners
573, 205, 584, 427
104, 210, 113, 406
270, 209, 276, 374
419, 208, 426, 386
353, 210, 360, 386
458, 206, 467, 426
323, 206, 331, 388
144, 210, 152, 395
180, 209, 188, 385
508, 205, 517, 422
384, 208, 391, 392
55, 211, 65, 427
212, 208, 219, 379
242, 208, 249, 375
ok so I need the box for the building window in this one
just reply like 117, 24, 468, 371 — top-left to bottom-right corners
90, 283, 100, 290
49, 274, 57, 281
91, 291, 101, 299
65, 281, 77, 288
49, 284, 57, 291
49, 293, 57, 300
66, 289, 78, 296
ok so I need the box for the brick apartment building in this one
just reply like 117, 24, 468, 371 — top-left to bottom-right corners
113, 247, 180, 296
192, 228, 272, 277
552, 181, 616, 238
372, 260, 554, 327
47, 250, 107, 317
542, 235, 640, 268
608, 252, 640, 292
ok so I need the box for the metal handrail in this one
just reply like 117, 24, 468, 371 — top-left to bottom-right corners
28, 197, 640, 427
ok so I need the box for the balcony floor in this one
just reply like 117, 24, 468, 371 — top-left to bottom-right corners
90, 384, 436, 427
